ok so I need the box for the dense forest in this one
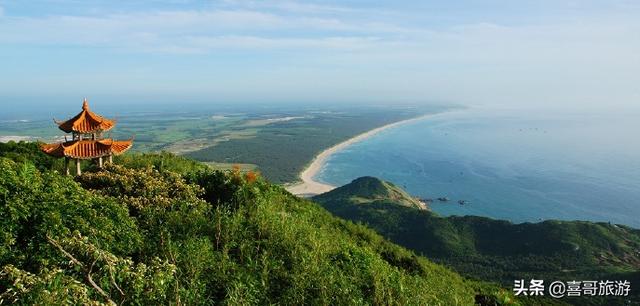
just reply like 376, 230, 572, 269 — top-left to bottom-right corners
313, 177, 640, 306
0, 142, 516, 305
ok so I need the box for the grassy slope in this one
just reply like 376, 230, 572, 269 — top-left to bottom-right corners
0, 142, 492, 305
313, 177, 640, 306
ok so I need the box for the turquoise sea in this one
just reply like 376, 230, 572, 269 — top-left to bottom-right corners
316, 107, 640, 227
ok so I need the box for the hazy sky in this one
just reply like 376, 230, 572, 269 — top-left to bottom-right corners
0, 0, 639, 109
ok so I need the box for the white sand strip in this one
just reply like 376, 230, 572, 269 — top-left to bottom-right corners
285, 114, 433, 197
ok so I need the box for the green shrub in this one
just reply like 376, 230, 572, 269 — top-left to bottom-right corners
0, 148, 479, 305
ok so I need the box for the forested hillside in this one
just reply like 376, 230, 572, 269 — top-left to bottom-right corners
314, 177, 640, 306
0, 142, 514, 305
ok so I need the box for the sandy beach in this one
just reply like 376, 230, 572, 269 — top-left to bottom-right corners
285, 114, 433, 197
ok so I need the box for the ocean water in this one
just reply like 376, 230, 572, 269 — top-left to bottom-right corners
316, 107, 640, 227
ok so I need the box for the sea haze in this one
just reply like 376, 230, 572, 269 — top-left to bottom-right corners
316, 107, 640, 227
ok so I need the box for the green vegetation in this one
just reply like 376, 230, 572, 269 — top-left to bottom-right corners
1, 106, 451, 184
2, 142, 635, 306
0, 142, 510, 305
0, 141, 64, 172
186, 107, 442, 183
117, 113, 251, 153
313, 177, 640, 306
114, 151, 207, 174
316, 176, 426, 209
203, 161, 258, 172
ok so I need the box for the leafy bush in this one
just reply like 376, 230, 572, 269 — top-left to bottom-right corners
77, 164, 205, 212
0, 149, 479, 305
0, 158, 141, 268
114, 151, 207, 175
0, 141, 61, 172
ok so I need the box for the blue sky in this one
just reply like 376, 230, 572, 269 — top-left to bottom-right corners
0, 0, 639, 109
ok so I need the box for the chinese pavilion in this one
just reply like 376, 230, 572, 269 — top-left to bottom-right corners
40, 99, 133, 175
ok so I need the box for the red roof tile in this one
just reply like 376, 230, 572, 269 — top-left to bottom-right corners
41, 139, 133, 159
56, 99, 116, 133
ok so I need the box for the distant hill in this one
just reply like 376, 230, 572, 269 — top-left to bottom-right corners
314, 176, 427, 210
0, 142, 517, 305
313, 177, 640, 306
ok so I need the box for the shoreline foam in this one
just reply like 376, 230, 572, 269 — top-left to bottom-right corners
285, 113, 434, 197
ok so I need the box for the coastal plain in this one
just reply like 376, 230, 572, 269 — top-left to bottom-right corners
0, 104, 451, 184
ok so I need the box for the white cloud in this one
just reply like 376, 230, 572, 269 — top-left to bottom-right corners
221, 0, 355, 14
184, 35, 380, 51
0, 7, 416, 52
0, 2, 639, 108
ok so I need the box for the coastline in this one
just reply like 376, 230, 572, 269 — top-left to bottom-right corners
285, 113, 434, 197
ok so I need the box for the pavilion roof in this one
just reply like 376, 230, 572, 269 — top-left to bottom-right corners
41, 139, 133, 160
56, 99, 116, 133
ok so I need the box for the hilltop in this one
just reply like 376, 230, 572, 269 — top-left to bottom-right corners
0, 141, 514, 305
313, 177, 640, 306
313, 176, 427, 210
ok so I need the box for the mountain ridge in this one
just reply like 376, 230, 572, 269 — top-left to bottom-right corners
312, 176, 640, 306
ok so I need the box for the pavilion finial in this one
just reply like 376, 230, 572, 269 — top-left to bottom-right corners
82, 98, 89, 110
